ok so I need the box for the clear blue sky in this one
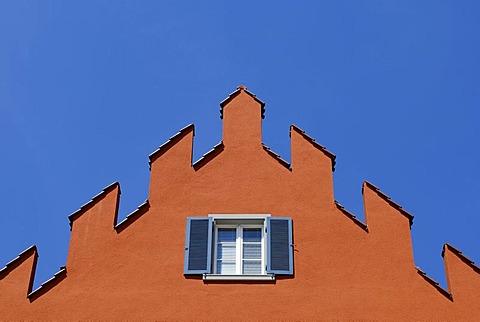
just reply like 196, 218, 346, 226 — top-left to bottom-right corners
1, 1, 479, 290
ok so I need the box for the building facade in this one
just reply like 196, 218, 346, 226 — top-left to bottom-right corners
1, 87, 479, 320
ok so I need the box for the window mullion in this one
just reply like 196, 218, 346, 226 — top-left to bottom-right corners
214, 227, 218, 274
236, 226, 242, 275
262, 225, 265, 274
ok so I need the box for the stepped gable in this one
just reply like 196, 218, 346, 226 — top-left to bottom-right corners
27, 266, 66, 302
68, 181, 120, 230
0, 86, 479, 320
334, 200, 368, 231
0, 245, 37, 303
416, 266, 452, 300
220, 85, 265, 119
115, 199, 150, 233
148, 124, 195, 169
363, 180, 414, 227
192, 141, 224, 170
443, 243, 480, 273
262, 143, 291, 169
290, 124, 336, 171
0, 245, 37, 283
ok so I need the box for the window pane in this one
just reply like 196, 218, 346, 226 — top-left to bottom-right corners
217, 261, 236, 274
243, 228, 261, 242
217, 244, 236, 260
217, 228, 236, 242
243, 244, 261, 259
243, 260, 262, 274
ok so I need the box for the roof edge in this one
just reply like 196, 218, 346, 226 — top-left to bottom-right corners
27, 266, 67, 302
334, 201, 368, 232
148, 123, 195, 169
362, 181, 414, 227
115, 200, 150, 233
68, 182, 120, 230
0, 245, 38, 280
262, 143, 291, 170
219, 86, 265, 119
193, 141, 224, 171
442, 243, 480, 274
290, 125, 336, 172
416, 267, 453, 301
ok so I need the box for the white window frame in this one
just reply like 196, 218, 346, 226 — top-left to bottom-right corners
205, 214, 274, 281
214, 224, 265, 275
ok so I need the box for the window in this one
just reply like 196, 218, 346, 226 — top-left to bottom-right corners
215, 225, 264, 275
184, 215, 293, 280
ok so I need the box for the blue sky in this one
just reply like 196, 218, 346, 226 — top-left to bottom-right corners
1, 1, 479, 289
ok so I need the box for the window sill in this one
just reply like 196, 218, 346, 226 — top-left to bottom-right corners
202, 274, 275, 281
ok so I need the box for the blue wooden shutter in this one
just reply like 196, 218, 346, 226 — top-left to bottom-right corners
266, 217, 293, 275
184, 217, 213, 274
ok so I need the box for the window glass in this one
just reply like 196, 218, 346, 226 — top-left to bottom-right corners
243, 261, 262, 274
217, 228, 236, 242
242, 228, 262, 274
217, 244, 236, 260
217, 261, 236, 274
216, 228, 237, 274
243, 244, 261, 259
243, 228, 261, 242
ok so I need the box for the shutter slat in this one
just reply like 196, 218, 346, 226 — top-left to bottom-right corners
184, 217, 212, 274
267, 217, 293, 275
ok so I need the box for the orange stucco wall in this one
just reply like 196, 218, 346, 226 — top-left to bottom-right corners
1, 87, 479, 321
